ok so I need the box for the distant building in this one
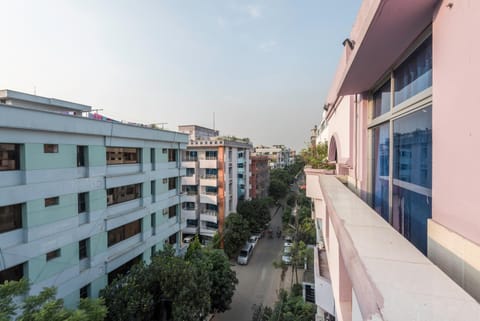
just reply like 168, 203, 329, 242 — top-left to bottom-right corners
249, 155, 269, 199
254, 145, 292, 169
178, 125, 252, 244
0, 90, 188, 306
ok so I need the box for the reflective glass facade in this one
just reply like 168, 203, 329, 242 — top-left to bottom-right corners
392, 107, 432, 254
372, 123, 390, 221
370, 35, 432, 254
394, 36, 432, 105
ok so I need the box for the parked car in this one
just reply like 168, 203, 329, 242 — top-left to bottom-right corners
248, 235, 259, 249
284, 236, 293, 247
282, 246, 292, 265
237, 243, 254, 265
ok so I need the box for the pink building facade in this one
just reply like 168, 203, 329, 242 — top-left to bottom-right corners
307, 1, 480, 320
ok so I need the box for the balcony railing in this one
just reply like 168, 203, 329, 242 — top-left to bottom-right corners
305, 168, 480, 321
200, 174, 217, 179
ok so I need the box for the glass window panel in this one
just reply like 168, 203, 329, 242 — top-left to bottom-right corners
372, 123, 390, 221
394, 36, 432, 105
393, 107, 432, 188
392, 106, 432, 254
373, 80, 391, 118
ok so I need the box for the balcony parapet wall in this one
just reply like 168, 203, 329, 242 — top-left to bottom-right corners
305, 169, 480, 321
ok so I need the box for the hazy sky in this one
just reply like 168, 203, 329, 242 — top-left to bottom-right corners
0, 1, 361, 151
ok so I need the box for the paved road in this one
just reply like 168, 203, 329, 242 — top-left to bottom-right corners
213, 206, 286, 321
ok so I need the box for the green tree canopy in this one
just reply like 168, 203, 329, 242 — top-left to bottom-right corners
1, 279, 106, 321
223, 213, 250, 258
237, 199, 270, 233
268, 179, 289, 201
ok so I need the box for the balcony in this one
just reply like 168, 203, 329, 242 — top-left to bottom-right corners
200, 211, 218, 223
200, 226, 217, 237
199, 175, 217, 187
199, 158, 217, 169
200, 192, 217, 205
181, 208, 197, 220
305, 168, 480, 321
182, 175, 197, 185
181, 192, 197, 203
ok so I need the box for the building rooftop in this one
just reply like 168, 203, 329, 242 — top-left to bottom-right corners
0, 89, 92, 113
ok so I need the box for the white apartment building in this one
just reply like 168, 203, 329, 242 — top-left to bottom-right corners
254, 144, 292, 169
178, 125, 252, 243
0, 90, 188, 307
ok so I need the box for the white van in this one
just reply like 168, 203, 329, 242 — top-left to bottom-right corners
237, 243, 253, 265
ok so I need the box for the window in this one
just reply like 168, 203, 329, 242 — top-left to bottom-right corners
0, 143, 20, 171
0, 263, 24, 283
168, 177, 177, 190
80, 284, 90, 299
168, 149, 177, 162
369, 34, 432, 255
44, 144, 58, 153
186, 168, 195, 177
182, 202, 195, 210
162, 148, 167, 154
106, 147, 140, 165
205, 151, 217, 160
168, 233, 177, 245
151, 245, 156, 258
108, 255, 141, 284
182, 185, 197, 195
0, 203, 22, 233
77, 146, 86, 167
185, 151, 197, 161
107, 183, 141, 206
45, 197, 59, 207
206, 221, 218, 229
392, 107, 432, 254
46, 249, 61, 261
372, 123, 390, 221
78, 193, 87, 213
373, 80, 391, 118
151, 213, 156, 234
205, 186, 217, 195
186, 219, 198, 227
394, 35, 432, 105
108, 219, 142, 247
168, 205, 177, 218
150, 148, 155, 164
151, 180, 156, 201
162, 178, 168, 184
79, 239, 88, 260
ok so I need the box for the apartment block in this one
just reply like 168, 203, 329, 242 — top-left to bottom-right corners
0, 90, 188, 307
254, 145, 292, 169
306, 1, 480, 320
249, 155, 270, 199
178, 125, 252, 244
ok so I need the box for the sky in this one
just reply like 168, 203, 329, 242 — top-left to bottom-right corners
0, 0, 361, 152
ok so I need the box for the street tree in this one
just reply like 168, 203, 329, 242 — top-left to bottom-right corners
268, 179, 288, 201
1, 279, 106, 321
237, 199, 270, 233
223, 213, 250, 258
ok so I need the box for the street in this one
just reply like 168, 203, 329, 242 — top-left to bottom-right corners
213, 206, 288, 321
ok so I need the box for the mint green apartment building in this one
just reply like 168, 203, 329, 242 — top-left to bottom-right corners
0, 90, 188, 307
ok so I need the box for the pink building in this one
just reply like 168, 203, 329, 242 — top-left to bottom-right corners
306, 1, 480, 320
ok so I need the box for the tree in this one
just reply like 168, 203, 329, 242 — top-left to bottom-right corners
268, 179, 288, 201
251, 289, 315, 321
1, 279, 106, 321
237, 199, 271, 233
101, 262, 154, 321
102, 246, 211, 321
300, 142, 335, 170
223, 213, 250, 258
